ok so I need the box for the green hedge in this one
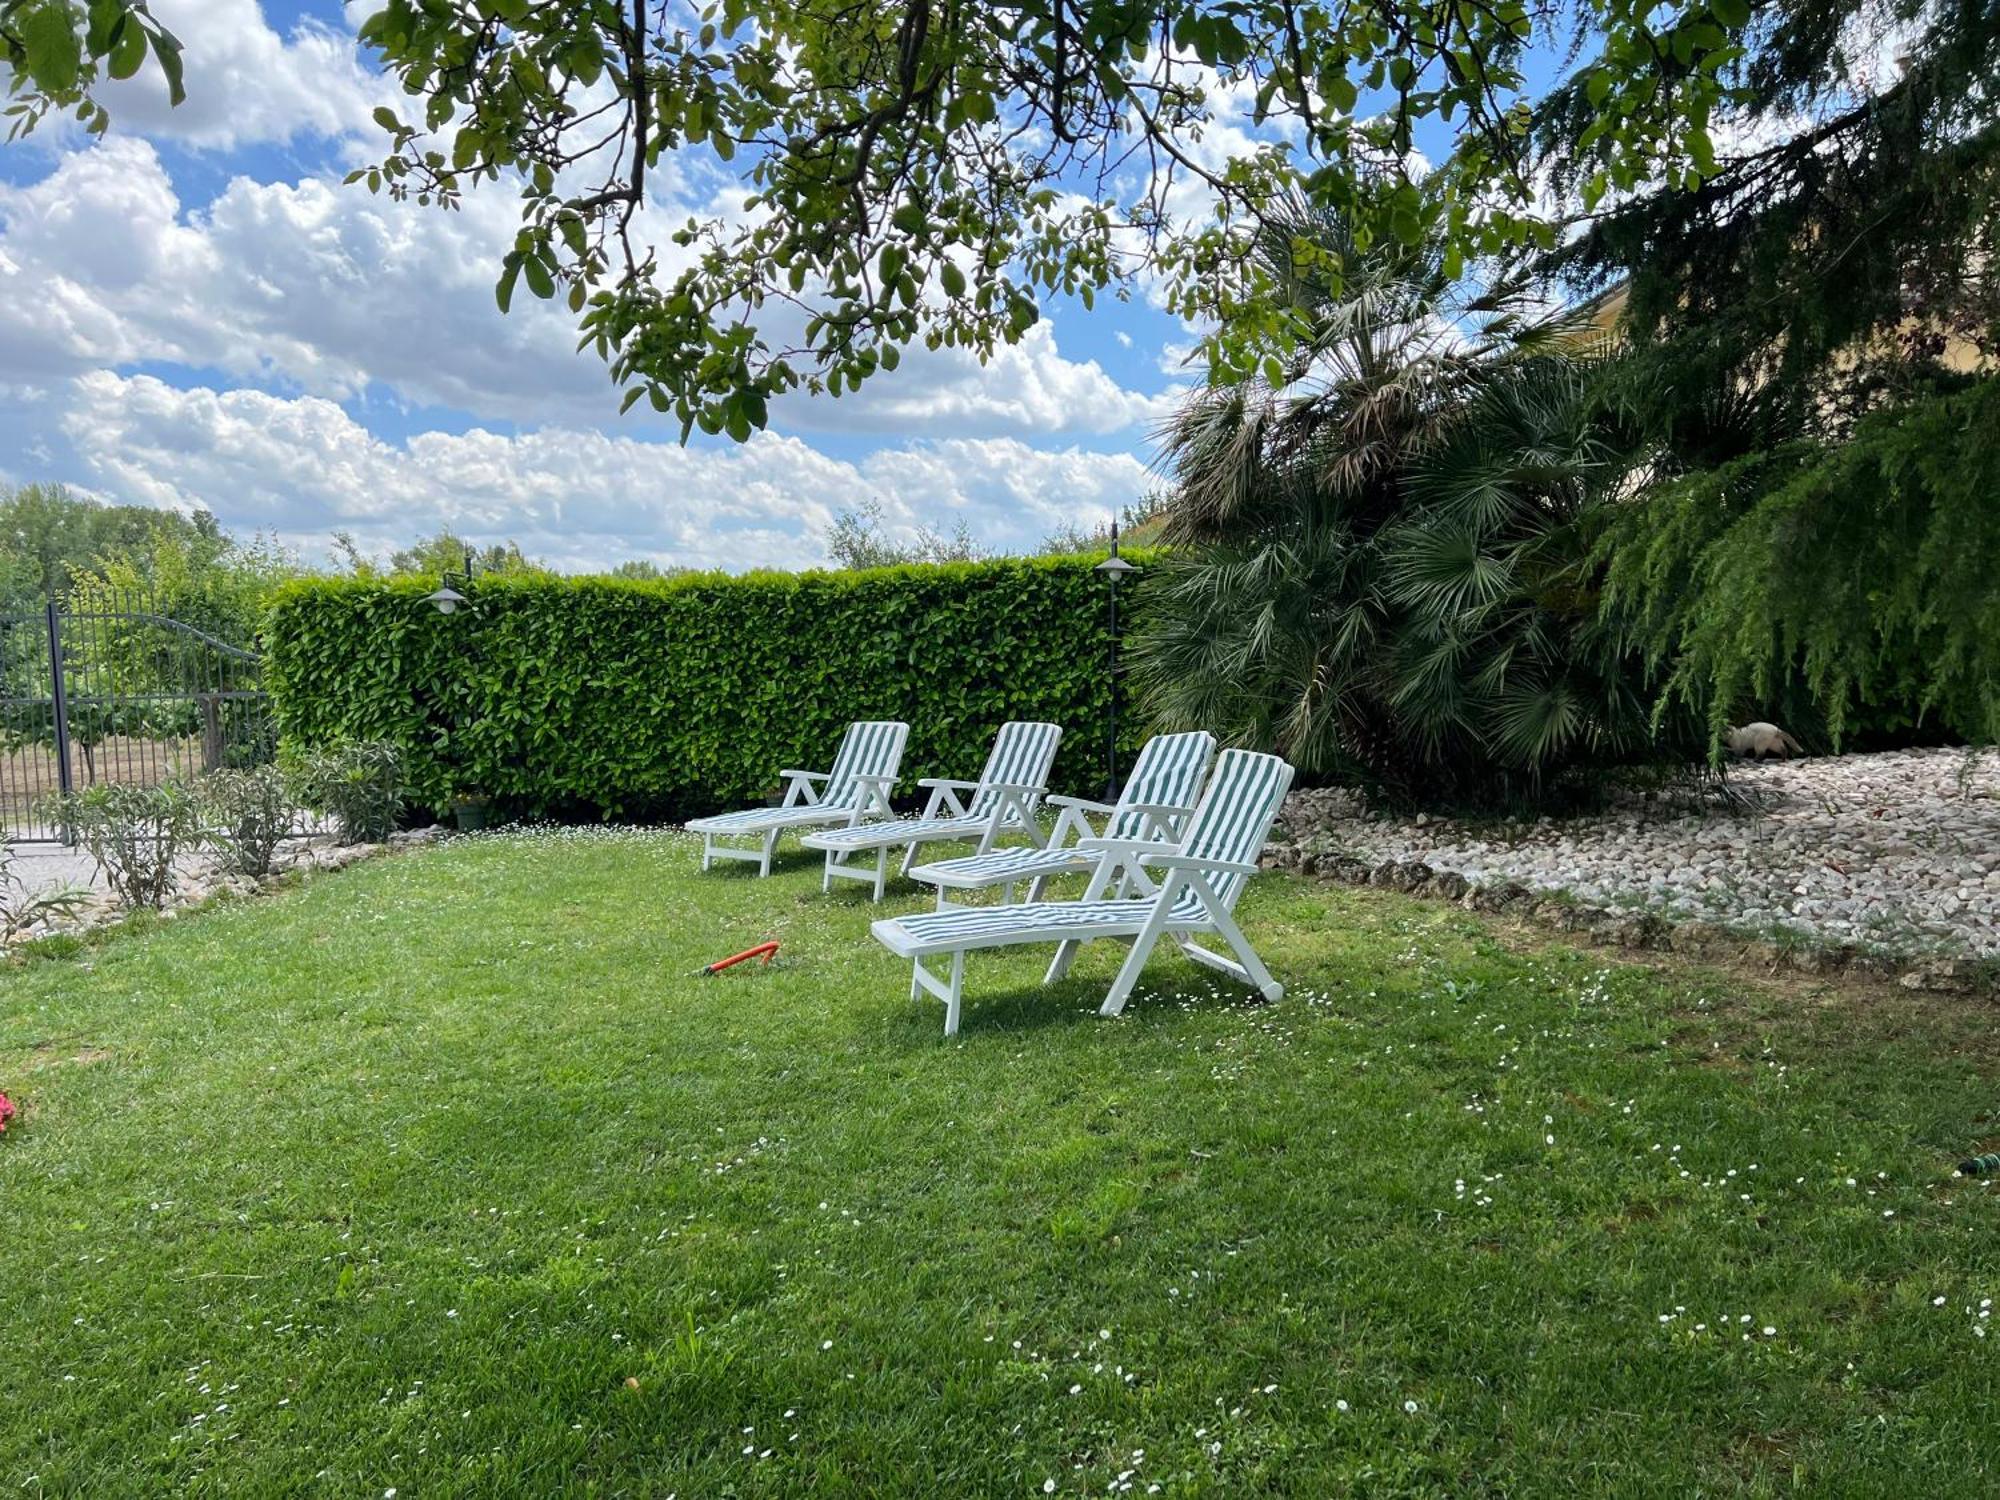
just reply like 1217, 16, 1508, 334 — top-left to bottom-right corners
262, 556, 1154, 820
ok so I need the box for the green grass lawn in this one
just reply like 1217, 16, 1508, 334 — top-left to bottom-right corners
4, 829, 1997, 1496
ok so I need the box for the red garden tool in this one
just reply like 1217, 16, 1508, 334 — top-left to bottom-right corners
695, 940, 779, 977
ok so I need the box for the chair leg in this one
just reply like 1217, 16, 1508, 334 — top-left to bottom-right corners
873, 848, 888, 902
701, 834, 713, 872
1044, 938, 1083, 986
1208, 902, 1284, 1002
943, 951, 966, 1037
1099, 881, 1182, 1018
759, 829, 777, 877
821, 852, 834, 894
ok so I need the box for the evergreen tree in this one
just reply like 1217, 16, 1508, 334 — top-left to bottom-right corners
1530, 0, 1999, 460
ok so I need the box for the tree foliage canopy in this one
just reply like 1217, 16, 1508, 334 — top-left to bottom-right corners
1533, 0, 1999, 459
1592, 377, 2000, 749
6, 0, 1755, 439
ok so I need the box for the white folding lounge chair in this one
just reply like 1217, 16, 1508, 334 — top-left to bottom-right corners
685, 720, 909, 876
871, 748, 1296, 1036
907, 730, 1216, 907
801, 720, 1063, 900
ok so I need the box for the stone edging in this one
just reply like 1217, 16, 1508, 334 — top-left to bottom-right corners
1262, 841, 1999, 998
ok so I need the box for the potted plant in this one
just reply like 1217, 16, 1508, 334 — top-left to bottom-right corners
451, 788, 496, 831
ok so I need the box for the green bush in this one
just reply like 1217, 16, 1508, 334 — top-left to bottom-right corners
262, 558, 1151, 821
287, 740, 405, 844
200, 765, 294, 876
44, 781, 207, 910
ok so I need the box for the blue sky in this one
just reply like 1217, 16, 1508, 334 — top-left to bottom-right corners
0, 1, 1566, 572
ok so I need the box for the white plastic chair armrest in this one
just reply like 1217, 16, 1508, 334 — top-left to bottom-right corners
1075, 836, 1168, 860
916, 777, 979, 791
1044, 794, 1117, 815
1139, 851, 1263, 877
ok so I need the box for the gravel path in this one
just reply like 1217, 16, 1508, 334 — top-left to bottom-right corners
1276, 747, 2000, 959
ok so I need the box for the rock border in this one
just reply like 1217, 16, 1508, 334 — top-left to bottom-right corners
7, 827, 448, 952
1263, 840, 2000, 997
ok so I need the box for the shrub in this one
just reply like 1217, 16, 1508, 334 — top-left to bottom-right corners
45, 781, 208, 910
287, 740, 405, 844
201, 765, 294, 876
263, 557, 1152, 820
1132, 206, 1650, 809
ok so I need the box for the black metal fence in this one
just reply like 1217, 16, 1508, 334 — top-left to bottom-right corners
0, 590, 274, 842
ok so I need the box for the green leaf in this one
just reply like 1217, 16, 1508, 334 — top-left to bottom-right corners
149, 24, 186, 107
20, 4, 82, 94
106, 16, 147, 81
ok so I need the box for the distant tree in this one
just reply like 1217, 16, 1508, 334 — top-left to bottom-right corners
1039, 494, 1172, 555
388, 531, 541, 578
599, 558, 694, 580
823, 499, 983, 570
0, 482, 228, 607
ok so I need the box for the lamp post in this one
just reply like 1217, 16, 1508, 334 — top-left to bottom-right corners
424, 548, 477, 615
1093, 520, 1139, 801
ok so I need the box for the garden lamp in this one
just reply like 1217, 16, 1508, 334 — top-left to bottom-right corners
1094, 520, 1139, 801
424, 549, 477, 615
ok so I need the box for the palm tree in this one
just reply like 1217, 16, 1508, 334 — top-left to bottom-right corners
1132, 205, 1645, 806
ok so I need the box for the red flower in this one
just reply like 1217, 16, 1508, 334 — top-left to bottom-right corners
0, 1092, 15, 1133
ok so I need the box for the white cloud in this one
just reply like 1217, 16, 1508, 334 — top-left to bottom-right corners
0, 135, 1176, 439
90, 0, 394, 149
59, 373, 1153, 569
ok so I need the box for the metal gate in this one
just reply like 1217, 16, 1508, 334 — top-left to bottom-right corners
0, 590, 274, 842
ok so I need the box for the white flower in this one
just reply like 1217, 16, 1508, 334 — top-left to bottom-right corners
1044, 1482, 1056, 1495
1404, 1400, 1418, 1414
1335, 1400, 1349, 1413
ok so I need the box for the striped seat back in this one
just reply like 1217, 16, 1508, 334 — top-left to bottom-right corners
1106, 731, 1217, 840
1172, 749, 1296, 909
823, 721, 910, 808
966, 721, 1064, 817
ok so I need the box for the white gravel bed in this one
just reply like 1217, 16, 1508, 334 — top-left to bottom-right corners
1277, 747, 2000, 959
